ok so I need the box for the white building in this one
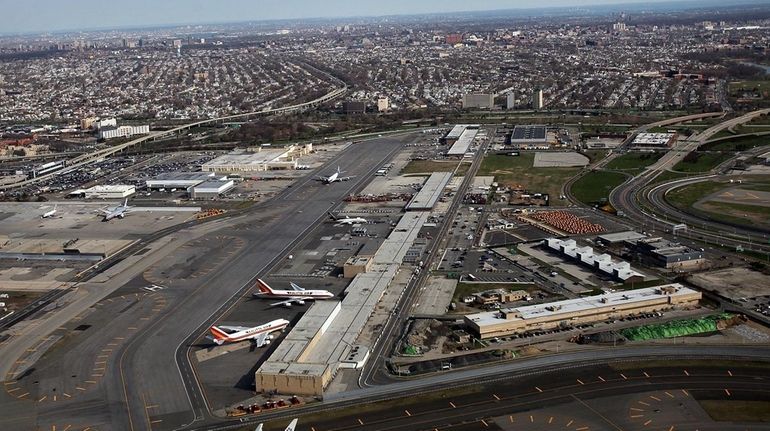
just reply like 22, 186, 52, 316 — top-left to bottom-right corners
189, 180, 235, 199
98, 125, 150, 140
377, 97, 390, 112
202, 144, 312, 173
95, 118, 117, 130
532, 89, 544, 110
83, 184, 136, 199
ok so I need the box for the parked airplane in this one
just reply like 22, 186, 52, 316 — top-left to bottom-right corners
328, 212, 367, 226
252, 279, 334, 307
41, 205, 57, 218
98, 199, 132, 221
208, 318, 289, 347
318, 166, 354, 184
255, 418, 298, 431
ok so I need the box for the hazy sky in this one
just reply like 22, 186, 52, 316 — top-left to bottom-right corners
0, 0, 719, 34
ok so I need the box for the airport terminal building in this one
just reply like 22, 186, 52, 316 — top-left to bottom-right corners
464, 284, 701, 339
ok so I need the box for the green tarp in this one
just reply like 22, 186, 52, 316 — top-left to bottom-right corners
621, 313, 733, 341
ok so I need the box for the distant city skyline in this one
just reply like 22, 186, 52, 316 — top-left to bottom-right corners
0, 0, 759, 35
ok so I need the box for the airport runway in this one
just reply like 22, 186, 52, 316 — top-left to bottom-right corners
0, 134, 411, 431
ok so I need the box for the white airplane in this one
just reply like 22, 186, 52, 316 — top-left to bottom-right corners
328, 212, 367, 226
318, 166, 354, 184
98, 199, 132, 221
41, 204, 57, 218
252, 279, 334, 307
208, 318, 289, 347
255, 418, 298, 431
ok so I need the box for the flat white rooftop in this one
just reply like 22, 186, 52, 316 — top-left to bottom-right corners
406, 172, 453, 211
467, 284, 698, 327
448, 128, 478, 155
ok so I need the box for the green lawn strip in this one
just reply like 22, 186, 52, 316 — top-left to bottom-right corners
571, 170, 628, 205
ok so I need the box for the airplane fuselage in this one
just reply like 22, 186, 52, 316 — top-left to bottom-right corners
254, 289, 334, 299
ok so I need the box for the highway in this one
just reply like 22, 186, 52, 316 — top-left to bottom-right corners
609, 108, 770, 253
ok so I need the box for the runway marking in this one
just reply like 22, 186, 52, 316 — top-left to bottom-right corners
530, 415, 534, 423
728, 370, 733, 377
509, 415, 514, 423
644, 419, 652, 426
17, 392, 29, 398
449, 401, 457, 408
638, 401, 650, 406
668, 426, 674, 431
95, 361, 106, 364
643, 372, 650, 378
665, 391, 674, 398
63, 426, 72, 431
620, 373, 627, 380
53, 395, 57, 401
97, 355, 109, 359
140, 317, 150, 320
107, 343, 118, 346
114, 337, 125, 340
535, 386, 543, 392
683, 370, 689, 376
598, 375, 605, 382
76, 387, 86, 391
577, 379, 584, 385
405, 410, 411, 417
572, 394, 624, 431
566, 420, 574, 427
630, 408, 644, 412
575, 427, 589, 431
101, 349, 113, 352
85, 380, 97, 384
91, 374, 103, 377
93, 368, 105, 372
3, 381, 16, 386
6, 387, 20, 393
480, 419, 488, 427
650, 395, 661, 401
681, 389, 689, 396
725, 389, 731, 396
548, 416, 554, 424
128, 327, 138, 330
357, 419, 364, 425
150, 419, 163, 424
38, 395, 47, 402
630, 414, 643, 418
145, 404, 159, 409
492, 394, 500, 401
63, 393, 71, 398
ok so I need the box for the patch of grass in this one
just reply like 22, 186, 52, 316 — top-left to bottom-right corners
479, 153, 579, 207
666, 181, 727, 209
699, 201, 770, 229
700, 134, 770, 152
672, 152, 730, 173
401, 159, 459, 175
605, 152, 663, 171
699, 400, 770, 422
571, 170, 627, 205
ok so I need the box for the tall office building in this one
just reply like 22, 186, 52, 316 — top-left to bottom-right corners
532, 88, 544, 110
506, 92, 516, 110
462, 93, 494, 109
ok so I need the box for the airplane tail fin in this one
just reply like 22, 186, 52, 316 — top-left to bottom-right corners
123, 198, 128, 207
208, 326, 229, 344
256, 279, 274, 294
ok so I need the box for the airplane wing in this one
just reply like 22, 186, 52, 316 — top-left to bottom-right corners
97, 208, 112, 215
217, 325, 250, 332
290, 282, 305, 291
252, 332, 270, 347
270, 298, 299, 307
255, 424, 263, 431
285, 419, 298, 431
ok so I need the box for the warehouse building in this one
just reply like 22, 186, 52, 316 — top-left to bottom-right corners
631, 133, 676, 149
631, 238, 706, 270
83, 184, 136, 199
189, 179, 235, 199
98, 125, 150, 140
202, 144, 312, 173
545, 238, 645, 283
465, 284, 701, 339
145, 172, 219, 189
255, 212, 430, 397
405, 172, 453, 211
510, 125, 547, 147
447, 128, 478, 156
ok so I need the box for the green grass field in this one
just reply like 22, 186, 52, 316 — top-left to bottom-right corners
665, 181, 727, 209
570, 170, 627, 205
672, 152, 731, 173
479, 153, 579, 206
605, 152, 663, 171
401, 159, 460, 175
700, 134, 770, 152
